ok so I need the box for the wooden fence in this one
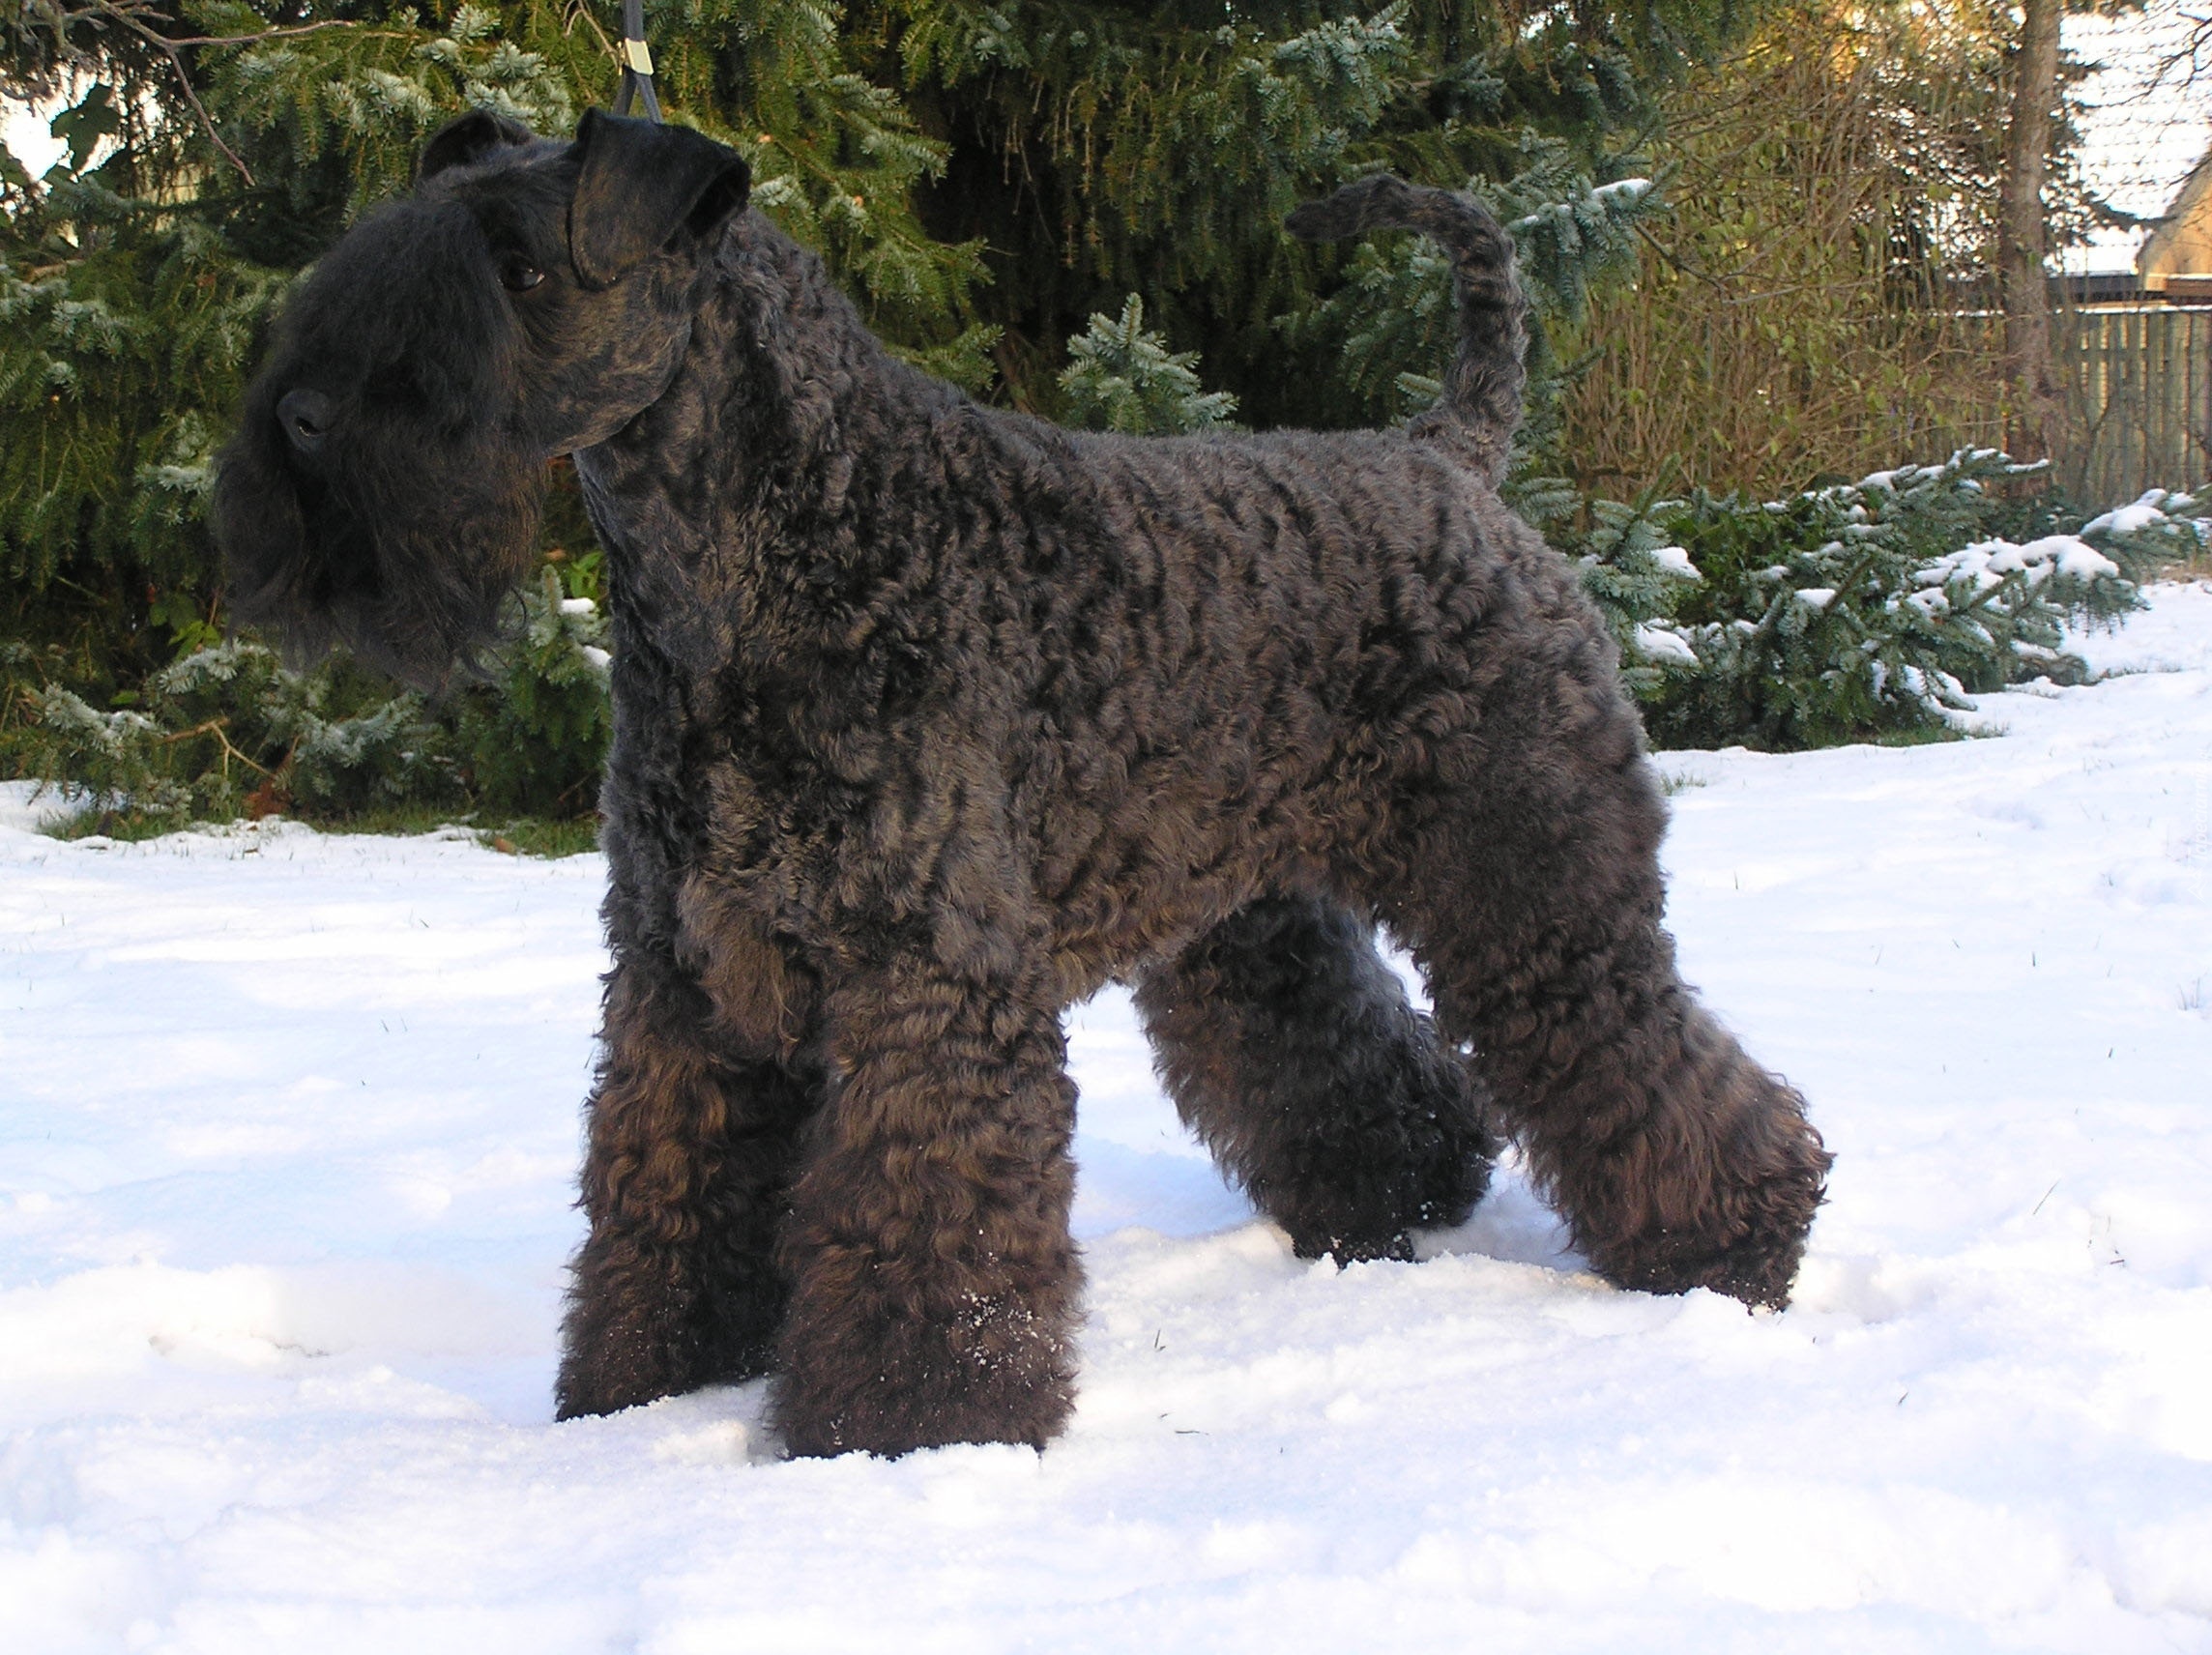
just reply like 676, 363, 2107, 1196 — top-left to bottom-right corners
2058, 306, 2212, 503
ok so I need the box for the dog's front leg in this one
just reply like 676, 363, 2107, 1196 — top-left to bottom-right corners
771, 959, 1083, 1457
556, 950, 817, 1419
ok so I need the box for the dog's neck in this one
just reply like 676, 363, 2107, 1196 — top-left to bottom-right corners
574, 215, 967, 689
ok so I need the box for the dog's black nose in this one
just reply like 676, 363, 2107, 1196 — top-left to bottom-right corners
277, 389, 335, 454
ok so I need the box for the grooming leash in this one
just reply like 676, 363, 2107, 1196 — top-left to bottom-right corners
612, 0, 662, 122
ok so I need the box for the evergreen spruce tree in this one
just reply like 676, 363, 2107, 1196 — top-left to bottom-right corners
23, 0, 2122, 821
1572, 453, 2204, 749
884, 0, 1691, 428
1060, 295, 1237, 435
4, 0, 1727, 706
2, 0, 995, 784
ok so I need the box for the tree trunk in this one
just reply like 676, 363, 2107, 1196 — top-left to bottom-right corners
1998, 0, 2064, 465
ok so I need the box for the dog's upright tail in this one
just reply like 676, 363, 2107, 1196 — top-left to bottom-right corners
1286, 174, 1527, 485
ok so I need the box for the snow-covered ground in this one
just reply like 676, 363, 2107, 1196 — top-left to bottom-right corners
4, 587, 2210, 1654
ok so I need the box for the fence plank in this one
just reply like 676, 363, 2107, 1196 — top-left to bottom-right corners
2060, 307, 2212, 500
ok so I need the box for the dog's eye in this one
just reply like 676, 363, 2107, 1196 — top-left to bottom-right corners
499, 259, 545, 293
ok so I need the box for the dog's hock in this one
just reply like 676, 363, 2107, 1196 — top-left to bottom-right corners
567, 110, 752, 289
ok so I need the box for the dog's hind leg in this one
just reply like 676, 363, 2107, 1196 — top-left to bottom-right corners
1134, 894, 1498, 1263
771, 962, 1084, 1457
555, 953, 816, 1419
1377, 603, 1830, 1309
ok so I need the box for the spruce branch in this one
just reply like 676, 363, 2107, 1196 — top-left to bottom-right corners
30, 2, 409, 185
154, 713, 275, 780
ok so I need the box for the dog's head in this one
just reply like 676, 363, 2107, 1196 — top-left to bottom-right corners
213, 110, 749, 688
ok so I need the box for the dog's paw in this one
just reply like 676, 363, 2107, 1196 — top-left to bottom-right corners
1287, 1223, 1417, 1266
771, 1289, 1078, 1458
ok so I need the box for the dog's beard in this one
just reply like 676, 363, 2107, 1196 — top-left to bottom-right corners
216, 414, 548, 694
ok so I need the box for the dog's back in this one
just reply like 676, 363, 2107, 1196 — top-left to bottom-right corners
672, 194, 1566, 989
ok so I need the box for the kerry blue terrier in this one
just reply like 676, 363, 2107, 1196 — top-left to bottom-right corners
214, 109, 1830, 1458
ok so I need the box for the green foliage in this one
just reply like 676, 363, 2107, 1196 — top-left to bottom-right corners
0, 0, 994, 643
451, 570, 612, 816
3, 0, 1740, 605
2080, 489, 2212, 571
1060, 295, 1237, 435
2, 189, 285, 595
884, 0, 1738, 427
15, 571, 612, 832
720, 0, 990, 339
1289, 133, 1666, 434
900, 0, 1415, 292
25, 0, 2121, 838
1539, 479, 1697, 700
1570, 450, 2205, 750
21, 638, 454, 831
1493, 145, 1662, 325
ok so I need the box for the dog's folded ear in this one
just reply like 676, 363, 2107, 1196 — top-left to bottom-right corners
419, 108, 538, 182
567, 109, 751, 290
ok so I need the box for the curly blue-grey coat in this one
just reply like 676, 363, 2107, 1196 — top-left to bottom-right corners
214, 110, 1829, 1458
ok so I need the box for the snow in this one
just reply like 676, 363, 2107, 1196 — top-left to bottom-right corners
6, 585, 2212, 1652
2, 96, 66, 178
2088, 489, 2203, 539
1650, 544, 1701, 580
1632, 623, 1700, 665
1914, 534, 2121, 598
